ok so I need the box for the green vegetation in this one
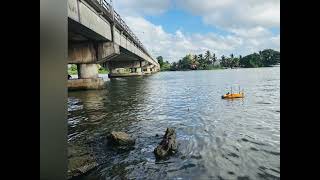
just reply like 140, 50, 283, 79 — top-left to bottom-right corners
157, 49, 280, 71
67, 64, 109, 75
98, 65, 109, 74
157, 56, 171, 71
239, 49, 280, 68
68, 64, 78, 75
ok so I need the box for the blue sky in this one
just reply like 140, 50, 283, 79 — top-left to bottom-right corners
114, 0, 280, 62
145, 9, 230, 36
270, 27, 280, 35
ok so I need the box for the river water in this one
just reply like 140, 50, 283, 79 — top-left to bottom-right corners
68, 67, 280, 180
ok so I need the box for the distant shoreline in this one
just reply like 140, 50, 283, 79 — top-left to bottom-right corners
160, 65, 279, 72
68, 65, 279, 79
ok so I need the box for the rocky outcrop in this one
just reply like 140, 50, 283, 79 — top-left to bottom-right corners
107, 131, 135, 147
154, 128, 178, 159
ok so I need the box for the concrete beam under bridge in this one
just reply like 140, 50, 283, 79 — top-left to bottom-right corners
68, 42, 120, 64
106, 61, 160, 77
142, 64, 158, 75
68, 43, 97, 64
106, 60, 144, 78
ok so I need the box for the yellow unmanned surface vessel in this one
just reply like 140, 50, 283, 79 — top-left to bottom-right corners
222, 86, 244, 99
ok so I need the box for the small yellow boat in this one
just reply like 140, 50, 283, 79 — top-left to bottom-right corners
222, 92, 244, 99
222, 86, 244, 99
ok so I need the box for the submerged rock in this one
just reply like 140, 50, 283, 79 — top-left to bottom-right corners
68, 157, 98, 179
67, 144, 98, 179
154, 128, 178, 159
107, 131, 135, 147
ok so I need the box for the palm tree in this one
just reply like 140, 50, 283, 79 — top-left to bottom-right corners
221, 55, 226, 67
228, 54, 234, 68
258, 51, 263, 66
198, 54, 203, 61
190, 55, 198, 70
212, 53, 216, 65
239, 55, 242, 67
157, 56, 164, 68
197, 54, 206, 69
193, 54, 198, 62
198, 54, 204, 65
171, 62, 177, 70
233, 58, 239, 67
205, 50, 211, 64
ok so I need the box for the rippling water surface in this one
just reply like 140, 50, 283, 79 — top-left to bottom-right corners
68, 67, 280, 179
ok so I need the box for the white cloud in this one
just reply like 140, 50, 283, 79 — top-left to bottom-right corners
113, 0, 171, 16
111, 0, 280, 62
176, 0, 280, 29
271, 34, 280, 51
229, 26, 271, 38
124, 16, 279, 62
114, 0, 279, 29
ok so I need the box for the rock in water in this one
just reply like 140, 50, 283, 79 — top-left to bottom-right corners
67, 144, 98, 179
107, 131, 135, 146
154, 128, 178, 159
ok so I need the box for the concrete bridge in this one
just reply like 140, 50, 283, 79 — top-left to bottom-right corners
67, 0, 160, 90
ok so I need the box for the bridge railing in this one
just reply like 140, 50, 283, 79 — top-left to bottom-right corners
99, 0, 157, 64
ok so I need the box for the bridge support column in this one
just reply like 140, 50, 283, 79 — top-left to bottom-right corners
151, 68, 157, 73
78, 64, 98, 79
136, 67, 142, 73
108, 61, 144, 78
68, 63, 106, 91
143, 66, 151, 75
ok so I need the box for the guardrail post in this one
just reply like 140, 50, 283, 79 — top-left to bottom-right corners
110, 0, 114, 21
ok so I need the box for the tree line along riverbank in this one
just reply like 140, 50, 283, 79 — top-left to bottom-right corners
157, 49, 280, 71
67, 49, 279, 74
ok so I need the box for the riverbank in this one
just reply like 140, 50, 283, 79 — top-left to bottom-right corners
160, 66, 225, 72
160, 65, 280, 72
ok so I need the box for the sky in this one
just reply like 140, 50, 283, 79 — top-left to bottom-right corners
112, 0, 280, 62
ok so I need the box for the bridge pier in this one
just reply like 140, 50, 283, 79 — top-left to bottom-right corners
78, 64, 98, 79
107, 60, 145, 78
143, 65, 153, 75
143, 64, 160, 74
144, 67, 151, 74
68, 63, 106, 91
